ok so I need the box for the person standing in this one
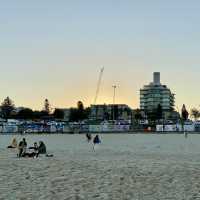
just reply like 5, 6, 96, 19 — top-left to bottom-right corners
86, 133, 92, 142
18, 138, 27, 157
93, 135, 101, 144
93, 135, 101, 151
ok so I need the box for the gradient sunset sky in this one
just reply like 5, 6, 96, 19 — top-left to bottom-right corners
0, 1, 200, 110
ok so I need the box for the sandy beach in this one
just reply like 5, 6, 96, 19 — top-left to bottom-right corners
1, 134, 200, 200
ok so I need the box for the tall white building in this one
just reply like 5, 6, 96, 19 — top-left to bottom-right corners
140, 72, 175, 114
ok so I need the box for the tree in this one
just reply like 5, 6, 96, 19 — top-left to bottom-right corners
44, 99, 51, 114
69, 101, 89, 122
33, 111, 43, 120
16, 108, 34, 120
1, 97, 15, 119
76, 101, 86, 120
146, 105, 163, 126
53, 109, 64, 119
181, 104, 189, 121
134, 109, 143, 121
32, 110, 51, 120
77, 101, 84, 111
156, 104, 163, 120
190, 108, 200, 121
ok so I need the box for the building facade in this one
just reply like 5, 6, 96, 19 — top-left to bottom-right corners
58, 108, 71, 121
90, 104, 132, 121
140, 72, 175, 118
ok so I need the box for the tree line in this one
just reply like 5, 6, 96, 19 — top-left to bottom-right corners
0, 96, 198, 123
0, 97, 90, 121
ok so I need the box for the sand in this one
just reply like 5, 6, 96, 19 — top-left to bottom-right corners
1, 134, 200, 200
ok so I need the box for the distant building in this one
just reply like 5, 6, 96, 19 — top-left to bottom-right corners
58, 108, 71, 121
90, 104, 132, 121
140, 72, 175, 119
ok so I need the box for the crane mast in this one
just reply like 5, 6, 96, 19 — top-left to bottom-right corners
93, 67, 104, 105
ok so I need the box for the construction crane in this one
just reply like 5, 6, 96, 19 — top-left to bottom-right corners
93, 67, 104, 105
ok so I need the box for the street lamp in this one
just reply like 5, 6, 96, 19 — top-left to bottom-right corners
112, 85, 117, 121
112, 85, 117, 105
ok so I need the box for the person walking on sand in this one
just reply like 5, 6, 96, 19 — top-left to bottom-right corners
93, 135, 101, 151
93, 135, 101, 144
86, 133, 92, 142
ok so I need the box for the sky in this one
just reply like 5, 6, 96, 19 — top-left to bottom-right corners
0, 0, 200, 111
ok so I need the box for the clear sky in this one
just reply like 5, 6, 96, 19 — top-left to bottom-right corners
0, 0, 200, 111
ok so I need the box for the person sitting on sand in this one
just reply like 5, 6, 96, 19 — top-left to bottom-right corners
38, 141, 54, 157
18, 138, 27, 157
29, 142, 39, 151
23, 151, 38, 158
23, 150, 38, 158
7, 137, 18, 149
38, 141, 47, 154
22, 142, 39, 158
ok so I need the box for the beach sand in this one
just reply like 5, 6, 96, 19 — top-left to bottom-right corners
1, 134, 200, 200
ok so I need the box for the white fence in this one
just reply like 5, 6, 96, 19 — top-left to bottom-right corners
2, 125, 18, 133
89, 124, 131, 132
156, 124, 195, 132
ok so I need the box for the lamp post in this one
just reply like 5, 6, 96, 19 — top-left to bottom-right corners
112, 85, 117, 121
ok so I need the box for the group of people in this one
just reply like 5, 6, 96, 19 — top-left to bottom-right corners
86, 133, 101, 147
7, 134, 100, 156
8, 138, 47, 158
